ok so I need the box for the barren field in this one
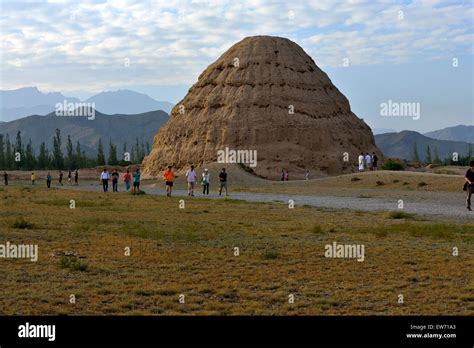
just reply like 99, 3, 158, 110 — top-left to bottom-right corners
0, 171, 473, 315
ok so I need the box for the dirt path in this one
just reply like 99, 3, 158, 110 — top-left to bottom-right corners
52, 181, 473, 221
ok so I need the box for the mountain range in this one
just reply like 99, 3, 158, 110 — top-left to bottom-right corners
423, 125, 474, 143
0, 87, 174, 121
0, 110, 169, 156
375, 129, 473, 162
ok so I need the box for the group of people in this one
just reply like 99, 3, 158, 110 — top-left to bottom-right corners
100, 168, 141, 193
168, 165, 228, 197
98, 165, 229, 197
358, 152, 378, 172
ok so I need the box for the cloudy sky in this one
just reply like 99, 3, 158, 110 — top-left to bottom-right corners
1, 0, 473, 132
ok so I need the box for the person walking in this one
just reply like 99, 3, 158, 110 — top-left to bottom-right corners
123, 169, 132, 191
365, 152, 372, 171
280, 169, 285, 181
68, 170, 72, 185
202, 168, 210, 195
218, 168, 228, 196
465, 160, 474, 211
100, 168, 110, 192
284, 170, 289, 181
3, 171, 8, 186
31, 172, 36, 185
372, 152, 378, 171
74, 169, 79, 185
132, 168, 141, 194
112, 169, 120, 192
305, 170, 310, 180
185, 165, 197, 196
46, 172, 52, 188
358, 153, 365, 172
59, 170, 63, 186
163, 166, 174, 198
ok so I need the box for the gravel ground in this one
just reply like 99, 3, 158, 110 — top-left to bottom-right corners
53, 181, 473, 221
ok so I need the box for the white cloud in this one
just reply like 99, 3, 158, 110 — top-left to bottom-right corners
0, 0, 472, 92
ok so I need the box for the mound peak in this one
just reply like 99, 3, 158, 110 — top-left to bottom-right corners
143, 36, 381, 179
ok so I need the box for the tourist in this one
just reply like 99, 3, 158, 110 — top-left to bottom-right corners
185, 165, 197, 196
358, 153, 365, 172
365, 152, 372, 170
74, 169, 79, 185
46, 172, 52, 188
163, 166, 174, 198
132, 168, 141, 194
3, 171, 8, 186
280, 169, 285, 181
112, 169, 120, 192
218, 168, 228, 196
202, 168, 210, 195
100, 168, 110, 192
123, 169, 132, 191
59, 170, 63, 186
465, 160, 474, 211
31, 172, 36, 185
67, 170, 72, 185
372, 152, 378, 171
285, 170, 289, 181
305, 170, 310, 180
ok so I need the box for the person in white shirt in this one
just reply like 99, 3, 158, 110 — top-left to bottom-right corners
305, 170, 310, 180
185, 165, 197, 196
202, 168, 210, 195
358, 153, 365, 172
100, 168, 110, 192
365, 152, 372, 170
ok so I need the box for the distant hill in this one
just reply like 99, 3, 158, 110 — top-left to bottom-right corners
0, 110, 169, 156
85, 89, 174, 115
372, 128, 396, 135
424, 125, 474, 143
375, 131, 473, 161
0, 87, 174, 121
0, 87, 80, 122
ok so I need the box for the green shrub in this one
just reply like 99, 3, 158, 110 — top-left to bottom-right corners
376, 181, 384, 186
351, 177, 361, 182
12, 217, 34, 229
382, 160, 405, 171
386, 211, 415, 219
418, 182, 428, 187
312, 225, 324, 234
59, 256, 88, 271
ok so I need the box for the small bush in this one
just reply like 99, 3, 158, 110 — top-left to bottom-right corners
393, 179, 400, 183
12, 217, 34, 229
263, 251, 279, 259
418, 182, 428, 187
59, 257, 88, 271
351, 177, 361, 182
387, 211, 415, 219
312, 225, 324, 234
131, 190, 146, 195
376, 181, 384, 186
402, 182, 409, 185
382, 160, 405, 171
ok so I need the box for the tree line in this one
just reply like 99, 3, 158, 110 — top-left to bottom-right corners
411, 142, 473, 166
0, 129, 150, 170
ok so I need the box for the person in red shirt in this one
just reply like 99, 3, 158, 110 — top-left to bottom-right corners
163, 166, 175, 198
123, 169, 132, 191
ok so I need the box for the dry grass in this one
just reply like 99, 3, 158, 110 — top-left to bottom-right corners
0, 185, 473, 315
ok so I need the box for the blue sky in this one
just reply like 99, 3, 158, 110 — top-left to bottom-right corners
0, 0, 473, 132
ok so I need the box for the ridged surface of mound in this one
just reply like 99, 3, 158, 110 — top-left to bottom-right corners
143, 36, 381, 179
